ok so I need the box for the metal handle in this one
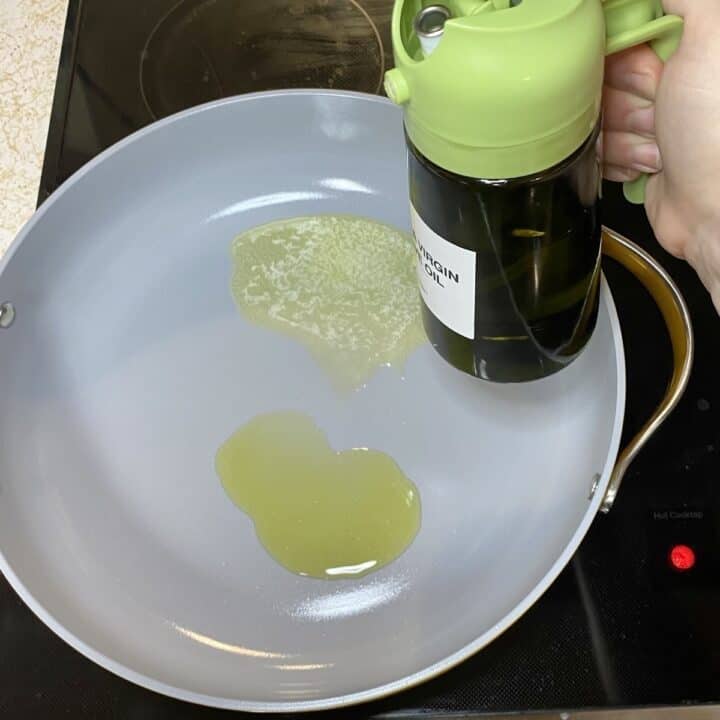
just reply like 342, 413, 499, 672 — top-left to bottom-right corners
599, 226, 694, 512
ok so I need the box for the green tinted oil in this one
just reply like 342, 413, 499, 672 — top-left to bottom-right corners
230, 215, 424, 390
215, 412, 421, 579
408, 124, 602, 383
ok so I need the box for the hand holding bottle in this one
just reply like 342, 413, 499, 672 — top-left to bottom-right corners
602, 0, 720, 313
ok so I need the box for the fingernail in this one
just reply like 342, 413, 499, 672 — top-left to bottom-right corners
628, 105, 655, 135
632, 142, 661, 172
629, 72, 657, 100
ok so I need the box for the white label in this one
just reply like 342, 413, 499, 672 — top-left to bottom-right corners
411, 206, 476, 339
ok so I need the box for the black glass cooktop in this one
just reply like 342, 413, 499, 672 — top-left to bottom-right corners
8, 0, 719, 716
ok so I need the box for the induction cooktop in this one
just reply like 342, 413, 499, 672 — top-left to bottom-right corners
5, 0, 719, 717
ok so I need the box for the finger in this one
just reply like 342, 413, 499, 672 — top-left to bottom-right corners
602, 85, 655, 136
605, 46, 664, 99
601, 130, 662, 173
663, 0, 720, 20
663, 0, 720, 30
603, 164, 642, 183
662, 0, 686, 13
662, 0, 695, 16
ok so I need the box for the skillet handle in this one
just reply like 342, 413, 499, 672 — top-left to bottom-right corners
599, 226, 694, 513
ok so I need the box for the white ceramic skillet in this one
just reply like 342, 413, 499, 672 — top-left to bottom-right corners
0, 91, 692, 712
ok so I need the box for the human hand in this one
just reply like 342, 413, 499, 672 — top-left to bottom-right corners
601, 0, 720, 312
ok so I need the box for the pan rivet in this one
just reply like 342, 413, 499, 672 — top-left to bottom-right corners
588, 473, 600, 500
0, 302, 15, 329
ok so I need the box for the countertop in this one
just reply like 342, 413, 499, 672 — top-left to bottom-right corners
0, 0, 67, 257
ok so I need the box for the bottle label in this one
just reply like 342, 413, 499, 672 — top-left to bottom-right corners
411, 206, 476, 340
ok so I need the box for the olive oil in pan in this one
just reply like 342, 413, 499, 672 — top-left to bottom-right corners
230, 215, 425, 390
215, 412, 421, 580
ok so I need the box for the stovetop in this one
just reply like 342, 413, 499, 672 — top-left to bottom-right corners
5, 0, 719, 716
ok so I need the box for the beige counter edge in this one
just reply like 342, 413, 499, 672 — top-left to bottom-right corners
0, 0, 69, 258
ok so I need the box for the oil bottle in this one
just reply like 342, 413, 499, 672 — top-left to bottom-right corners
384, 0, 682, 382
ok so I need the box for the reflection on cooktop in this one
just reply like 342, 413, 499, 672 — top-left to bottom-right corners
140, 0, 386, 119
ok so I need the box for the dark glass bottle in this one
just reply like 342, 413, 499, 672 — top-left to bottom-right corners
409, 124, 602, 383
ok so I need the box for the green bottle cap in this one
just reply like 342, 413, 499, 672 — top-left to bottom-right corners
385, 0, 682, 182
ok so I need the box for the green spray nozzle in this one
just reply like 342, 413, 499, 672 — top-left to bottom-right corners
385, 0, 682, 199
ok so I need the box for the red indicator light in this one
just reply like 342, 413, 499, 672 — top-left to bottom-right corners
669, 544, 696, 571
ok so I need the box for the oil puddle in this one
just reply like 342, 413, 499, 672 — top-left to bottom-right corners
215, 412, 421, 579
230, 215, 425, 390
